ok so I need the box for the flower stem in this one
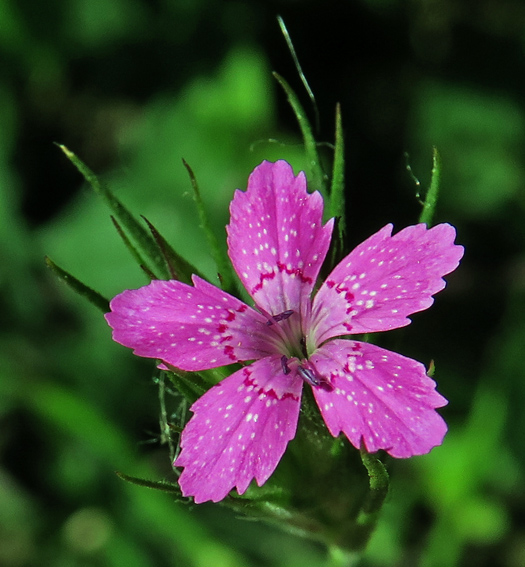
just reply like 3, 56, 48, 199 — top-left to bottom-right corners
356, 444, 389, 539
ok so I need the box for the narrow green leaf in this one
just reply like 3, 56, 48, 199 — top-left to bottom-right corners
327, 103, 346, 269
177, 161, 234, 288
45, 256, 110, 312
115, 471, 185, 498
141, 215, 204, 285
110, 216, 160, 280
272, 72, 327, 198
58, 144, 167, 276
418, 146, 441, 227
277, 16, 320, 133
329, 103, 346, 235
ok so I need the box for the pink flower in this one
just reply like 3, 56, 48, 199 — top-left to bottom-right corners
106, 160, 464, 503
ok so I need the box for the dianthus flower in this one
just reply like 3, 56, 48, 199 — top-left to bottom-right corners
106, 160, 464, 503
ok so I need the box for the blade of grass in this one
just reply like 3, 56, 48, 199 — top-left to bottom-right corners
182, 159, 235, 291
110, 216, 160, 280
45, 256, 110, 312
58, 144, 167, 276
277, 16, 320, 133
272, 72, 327, 198
328, 103, 346, 260
141, 215, 204, 285
115, 471, 185, 497
418, 147, 441, 227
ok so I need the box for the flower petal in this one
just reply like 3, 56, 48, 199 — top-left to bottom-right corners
105, 275, 276, 371
310, 223, 464, 342
227, 160, 333, 319
309, 339, 447, 458
174, 356, 302, 503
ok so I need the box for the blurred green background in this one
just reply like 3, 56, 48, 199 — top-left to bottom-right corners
1, 0, 525, 565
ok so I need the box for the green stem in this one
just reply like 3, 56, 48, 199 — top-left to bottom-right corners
357, 444, 389, 534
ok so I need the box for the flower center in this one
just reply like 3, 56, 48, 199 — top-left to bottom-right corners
262, 308, 333, 390
263, 309, 306, 359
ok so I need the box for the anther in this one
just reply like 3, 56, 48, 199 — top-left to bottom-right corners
297, 365, 333, 391
297, 366, 321, 386
280, 355, 291, 375
266, 310, 294, 326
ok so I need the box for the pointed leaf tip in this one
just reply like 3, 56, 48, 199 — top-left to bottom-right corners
418, 147, 441, 227
115, 471, 185, 498
272, 72, 327, 198
141, 214, 205, 285
328, 102, 346, 265
109, 216, 161, 280
182, 159, 236, 293
45, 256, 110, 313
276, 15, 320, 133
58, 143, 172, 270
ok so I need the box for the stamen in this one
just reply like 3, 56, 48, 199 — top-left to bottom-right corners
297, 366, 321, 386
297, 365, 333, 391
281, 355, 291, 375
266, 309, 294, 326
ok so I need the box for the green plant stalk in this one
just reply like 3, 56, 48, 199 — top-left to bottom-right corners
357, 445, 389, 530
